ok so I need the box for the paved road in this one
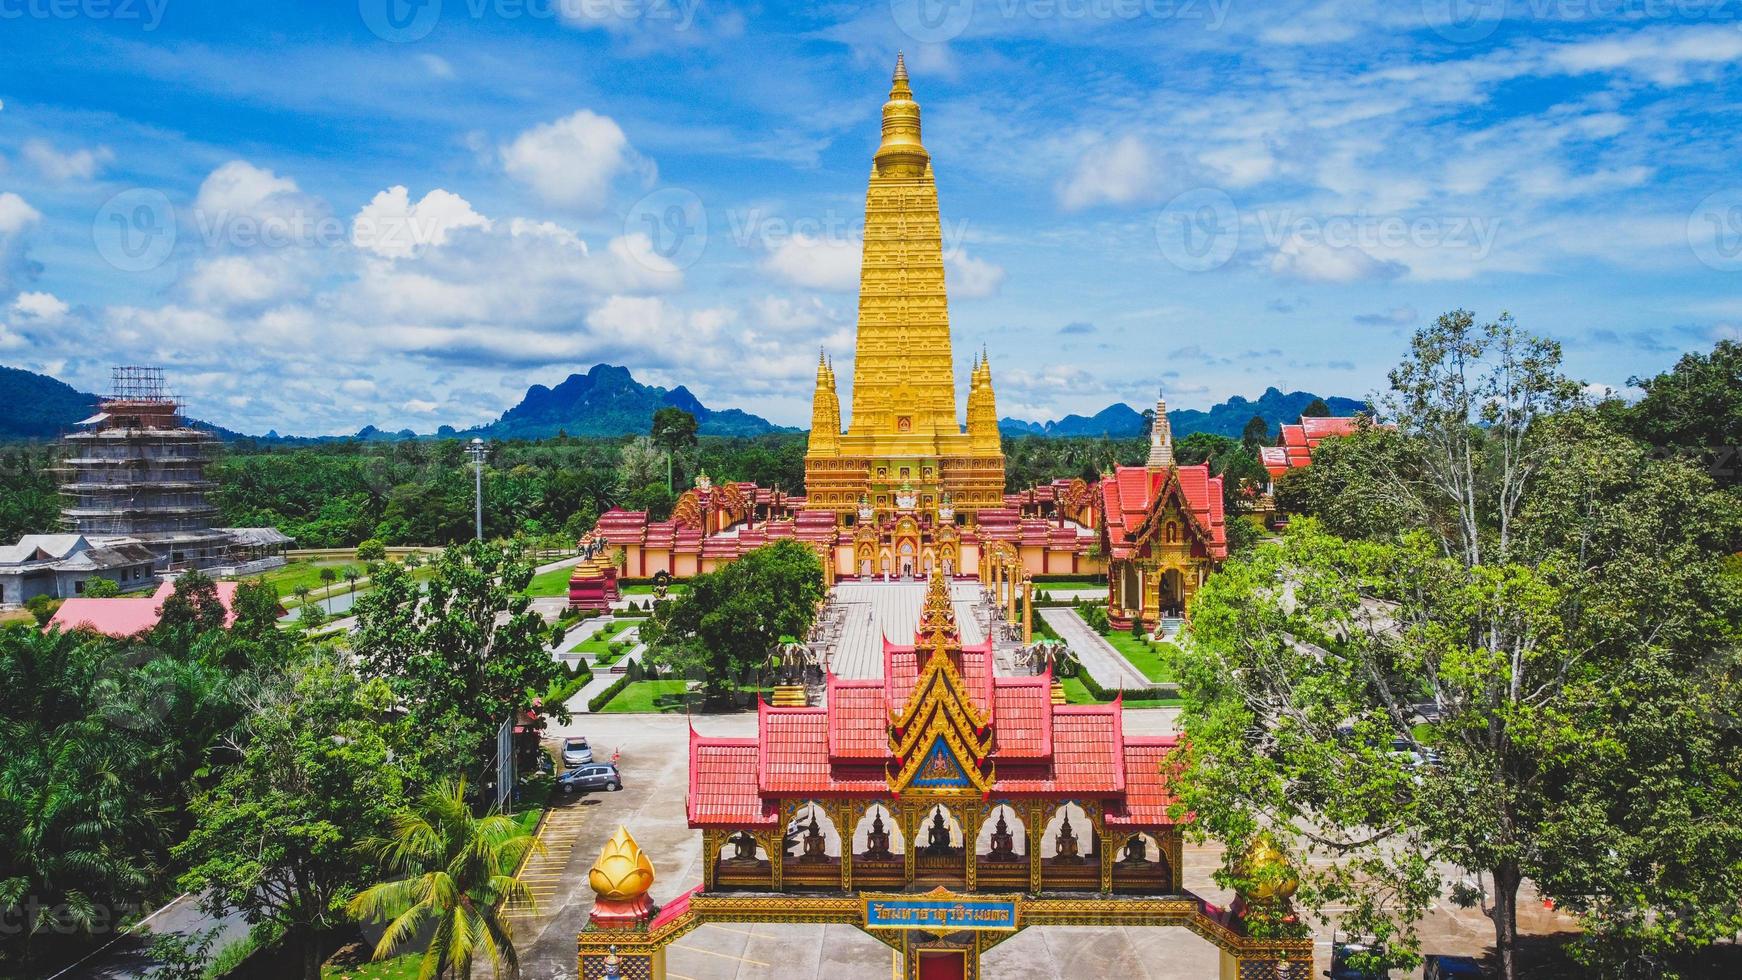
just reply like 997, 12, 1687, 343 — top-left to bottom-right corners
48, 892, 249, 980
1038, 607, 1160, 690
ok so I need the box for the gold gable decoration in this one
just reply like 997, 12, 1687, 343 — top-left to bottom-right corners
887, 570, 995, 795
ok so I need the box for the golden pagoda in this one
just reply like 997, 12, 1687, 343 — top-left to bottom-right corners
804, 55, 1006, 544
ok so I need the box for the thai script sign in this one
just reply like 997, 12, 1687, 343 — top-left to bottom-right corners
863, 896, 1019, 931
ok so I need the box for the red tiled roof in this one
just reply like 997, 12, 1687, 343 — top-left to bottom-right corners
993, 705, 1126, 796
1106, 736, 1182, 827
688, 736, 775, 827
991, 678, 1052, 759
828, 679, 888, 759
1100, 464, 1227, 561
1263, 417, 1368, 478
758, 705, 887, 797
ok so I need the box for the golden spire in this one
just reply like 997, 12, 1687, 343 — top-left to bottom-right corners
588, 826, 655, 901
874, 53, 929, 177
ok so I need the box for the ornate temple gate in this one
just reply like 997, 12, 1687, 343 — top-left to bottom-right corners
577, 569, 1313, 980
577, 882, 1313, 979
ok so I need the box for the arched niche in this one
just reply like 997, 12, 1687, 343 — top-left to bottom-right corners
974, 803, 1028, 860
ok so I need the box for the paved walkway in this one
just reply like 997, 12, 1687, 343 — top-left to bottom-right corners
1039, 607, 1160, 690
824, 581, 988, 679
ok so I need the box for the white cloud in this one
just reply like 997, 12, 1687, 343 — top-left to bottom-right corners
184, 252, 315, 308
1058, 135, 1156, 211
352, 186, 492, 258
1269, 236, 1405, 283
946, 250, 1004, 299
194, 160, 300, 219
21, 139, 114, 182
502, 110, 649, 211
12, 291, 68, 319
0, 192, 41, 234
763, 233, 861, 291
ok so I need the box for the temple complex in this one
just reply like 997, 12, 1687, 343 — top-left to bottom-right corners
585, 57, 1102, 590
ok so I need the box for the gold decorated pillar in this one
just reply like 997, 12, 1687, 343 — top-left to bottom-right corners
577, 827, 665, 980
1006, 562, 1018, 622
1021, 576, 1033, 644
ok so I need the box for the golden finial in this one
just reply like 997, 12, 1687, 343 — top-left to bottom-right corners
1238, 836, 1299, 903
876, 54, 927, 176
589, 826, 655, 901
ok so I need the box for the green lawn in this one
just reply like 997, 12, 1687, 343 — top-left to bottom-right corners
573, 620, 635, 660
523, 564, 577, 598
598, 679, 695, 713
242, 559, 361, 601
622, 582, 686, 595
1102, 631, 1179, 683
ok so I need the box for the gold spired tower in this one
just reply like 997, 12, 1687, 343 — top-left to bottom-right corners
805, 55, 1005, 530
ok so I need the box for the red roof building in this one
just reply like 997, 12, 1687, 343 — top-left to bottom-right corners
1260, 416, 1368, 481
1097, 397, 1228, 629
47, 579, 253, 637
687, 570, 1183, 897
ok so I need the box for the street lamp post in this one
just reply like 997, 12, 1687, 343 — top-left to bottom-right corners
468, 437, 488, 542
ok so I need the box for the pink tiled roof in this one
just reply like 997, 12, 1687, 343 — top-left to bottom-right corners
48, 580, 246, 637
991, 678, 1052, 759
993, 706, 1126, 796
828, 679, 888, 759
1100, 464, 1227, 561
688, 737, 775, 827
1264, 417, 1369, 477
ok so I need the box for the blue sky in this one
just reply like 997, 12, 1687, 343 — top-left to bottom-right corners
1, 0, 1739, 435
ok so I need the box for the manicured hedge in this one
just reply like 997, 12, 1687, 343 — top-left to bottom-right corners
1075, 668, 1180, 702
587, 674, 634, 712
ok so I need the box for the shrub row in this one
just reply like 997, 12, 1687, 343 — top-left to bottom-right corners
587, 674, 634, 712
1075, 668, 1180, 702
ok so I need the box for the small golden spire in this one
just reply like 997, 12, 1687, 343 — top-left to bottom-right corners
589, 826, 655, 901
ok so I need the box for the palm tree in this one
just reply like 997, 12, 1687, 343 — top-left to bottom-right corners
292, 584, 312, 610
318, 567, 338, 614
343, 566, 362, 611
348, 779, 543, 980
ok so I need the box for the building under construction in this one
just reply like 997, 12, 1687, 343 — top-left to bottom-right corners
57, 367, 237, 570
0, 368, 292, 605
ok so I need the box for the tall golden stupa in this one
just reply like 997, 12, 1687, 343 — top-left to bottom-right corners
804, 55, 1005, 532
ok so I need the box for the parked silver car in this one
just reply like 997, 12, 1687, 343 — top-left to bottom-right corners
561, 736, 594, 768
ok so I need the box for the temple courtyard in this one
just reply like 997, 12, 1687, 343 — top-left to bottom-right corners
528, 713, 1573, 980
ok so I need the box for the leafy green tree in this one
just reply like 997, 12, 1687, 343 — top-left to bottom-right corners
176, 653, 404, 980
1626, 338, 1742, 491
1240, 414, 1271, 453
23, 594, 60, 627
351, 541, 563, 783
643, 539, 824, 695
1177, 312, 1742, 979
1299, 396, 1331, 419
343, 566, 361, 603
81, 577, 122, 598
651, 406, 699, 490
356, 538, 388, 563
616, 435, 666, 493
347, 779, 541, 980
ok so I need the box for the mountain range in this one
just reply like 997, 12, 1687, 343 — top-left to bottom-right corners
0, 362, 1361, 443
1000, 387, 1369, 440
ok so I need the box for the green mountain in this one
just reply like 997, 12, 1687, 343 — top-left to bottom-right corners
472, 364, 793, 440
1000, 387, 1367, 440
0, 365, 100, 439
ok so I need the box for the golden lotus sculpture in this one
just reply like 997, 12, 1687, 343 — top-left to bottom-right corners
1240, 836, 1300, 903
589, 826, 655, 901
